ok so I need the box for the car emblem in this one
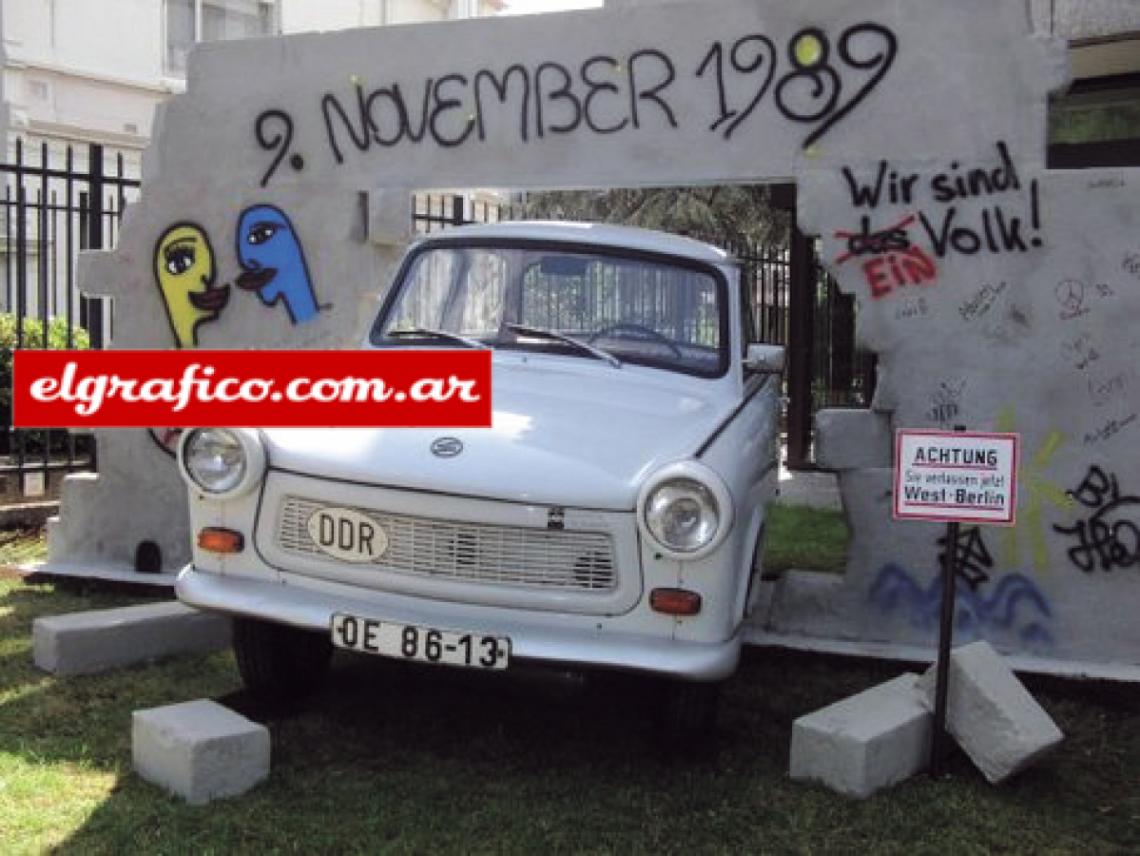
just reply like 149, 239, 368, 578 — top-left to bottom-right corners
431, 437, 463, 458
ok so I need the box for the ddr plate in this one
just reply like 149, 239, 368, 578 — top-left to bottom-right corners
307, 507, 388, 563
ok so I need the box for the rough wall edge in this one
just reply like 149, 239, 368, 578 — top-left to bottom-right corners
142, 100, 170, 184
744, 627, 1140, 682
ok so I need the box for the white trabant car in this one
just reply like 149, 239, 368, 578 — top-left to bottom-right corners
176, 221, 784, 731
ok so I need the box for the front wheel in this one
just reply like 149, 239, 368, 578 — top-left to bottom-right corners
232, 617, 333, 701
659, 679, 721, 738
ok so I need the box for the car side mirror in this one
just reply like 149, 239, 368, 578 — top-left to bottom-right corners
743, 343, 786, 374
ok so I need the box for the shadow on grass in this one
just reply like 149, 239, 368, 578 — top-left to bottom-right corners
1, 575, 168, 617
2, 571, 1136, 853
51, 649, 875, 854
0, 577, 234, 779
52, 647, 1140, 854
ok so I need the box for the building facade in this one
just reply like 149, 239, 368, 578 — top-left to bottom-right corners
0, 0, 503, 163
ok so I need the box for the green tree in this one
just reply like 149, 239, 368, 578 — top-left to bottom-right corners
524, 185, 789, 249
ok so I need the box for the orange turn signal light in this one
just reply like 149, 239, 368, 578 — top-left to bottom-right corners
197, 527, 244, 554
649, 587, 702, 616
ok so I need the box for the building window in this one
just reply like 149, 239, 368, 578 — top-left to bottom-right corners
1049, 77, 1140, 146
165, 1, 280, 76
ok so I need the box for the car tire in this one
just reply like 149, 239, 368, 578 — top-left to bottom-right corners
659, 679, 721, 738
232, 617, 333, 700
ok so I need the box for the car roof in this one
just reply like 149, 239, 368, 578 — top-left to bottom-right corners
412, 220, 734, 265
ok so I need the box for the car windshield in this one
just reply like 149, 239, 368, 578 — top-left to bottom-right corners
372, 243, 727, 376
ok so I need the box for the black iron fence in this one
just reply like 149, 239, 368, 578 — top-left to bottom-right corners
1, 141, 140, 503
710, 235, 875, 467
811, 253, 876, 412
412, 192, 523, 234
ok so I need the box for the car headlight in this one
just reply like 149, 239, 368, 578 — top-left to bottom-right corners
637, 462, 733, 560
178, 428, 265, 498
645, 479, 719, 552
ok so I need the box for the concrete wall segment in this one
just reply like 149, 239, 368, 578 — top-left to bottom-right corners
164, 0, 1063, 190
37, 0, 1140, 677
791, 160, 1140, 675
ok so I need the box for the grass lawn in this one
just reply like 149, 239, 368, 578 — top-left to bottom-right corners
0, 528, 54, 568
1, 521, 1138, 853
764, 504, 849, 574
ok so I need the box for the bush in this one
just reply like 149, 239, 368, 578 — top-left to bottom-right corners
0, 313, 92, 455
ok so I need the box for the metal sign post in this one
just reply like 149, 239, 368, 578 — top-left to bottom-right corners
892, 427, 1019, 777
930, 514, 959, 775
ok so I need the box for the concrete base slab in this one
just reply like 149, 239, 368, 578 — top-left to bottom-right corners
743, 626, 1140, 683
33, 601, 231, 675
916, 640, 1064, 783
133, 699, 269, 804
23, 559, 177, 589
790, 673, 931, 799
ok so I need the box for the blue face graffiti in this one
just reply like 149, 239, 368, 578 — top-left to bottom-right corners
235, 204, 320, 324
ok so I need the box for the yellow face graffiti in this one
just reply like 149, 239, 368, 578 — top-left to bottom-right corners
154, 223, 230, 348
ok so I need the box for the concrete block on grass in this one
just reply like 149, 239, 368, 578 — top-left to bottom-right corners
133, 699, 269, 804
33, 601, 231, 676
790, 673, 931, 798
917, 640, 1063, 783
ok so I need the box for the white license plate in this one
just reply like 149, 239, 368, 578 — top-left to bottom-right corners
330, 614, 510, 670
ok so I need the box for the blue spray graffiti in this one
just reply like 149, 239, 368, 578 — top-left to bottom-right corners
235, 204, 320, 324
869, 563, 1053, 646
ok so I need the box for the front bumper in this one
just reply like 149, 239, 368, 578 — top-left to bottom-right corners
176, 565, 742, 681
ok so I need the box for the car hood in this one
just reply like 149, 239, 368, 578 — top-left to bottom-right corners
263, 360, 737, 510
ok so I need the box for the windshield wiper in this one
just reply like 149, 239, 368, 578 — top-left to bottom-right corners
505, 323, 622, 368
386, 327, 489, 349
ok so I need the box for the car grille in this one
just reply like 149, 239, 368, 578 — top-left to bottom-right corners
276, 496, 618, 592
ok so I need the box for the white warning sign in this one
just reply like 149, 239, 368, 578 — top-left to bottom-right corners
893, 431, 1019, 525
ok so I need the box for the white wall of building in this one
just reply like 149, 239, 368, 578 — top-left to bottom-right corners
391, 0, 448, 25
282, 0, 384, 32
0, 0, 498, 159
7, 0, 162, 82
3, 0, 168, 153
281, 0, 452, 33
